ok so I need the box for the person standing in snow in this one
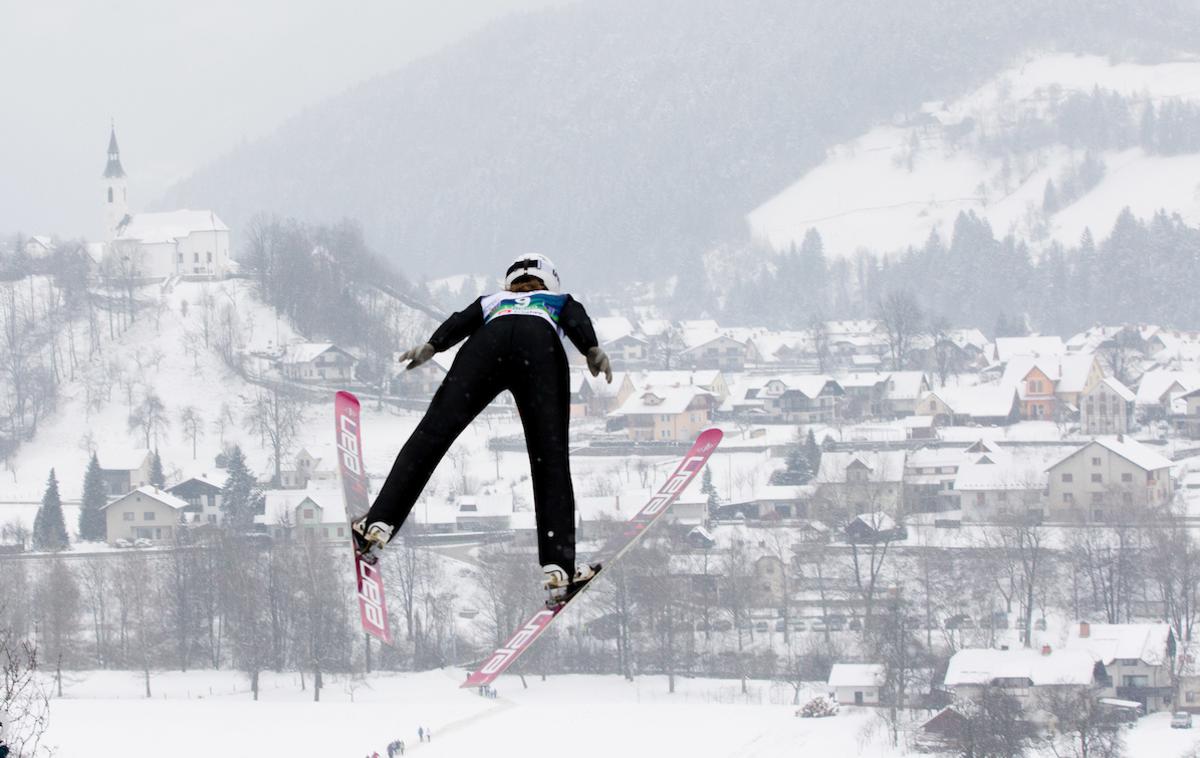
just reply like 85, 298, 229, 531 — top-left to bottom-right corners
352, 255, 612, 603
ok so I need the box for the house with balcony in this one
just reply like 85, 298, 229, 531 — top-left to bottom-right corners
611, 386, 717, 442
944, 647, 1106, 724
280, 342, 357, 384
102, 486, 189, 544
917, 385, 1021, 426
259, 488, 349, 541
1044, 436, 1174, 523
1065, 621, 1176, 713
729, 375, 844, 424
1002, 353, 1102, 420
96, 448, 153, 497
167, 474, 223, 525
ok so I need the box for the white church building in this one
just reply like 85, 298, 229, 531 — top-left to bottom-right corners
102, 127, 231, 280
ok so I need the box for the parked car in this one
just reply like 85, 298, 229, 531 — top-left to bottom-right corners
827, 618, 846, 632
133, 538, 152, 548
114, 538, 132, 548
848, 618, 862, 632
810, 619, 828, 632
1172, 712, 1193, 729
775, 619, 787, 632
712, 619, 733, 633
754, 621, 769, 633
791, 620, 807, 631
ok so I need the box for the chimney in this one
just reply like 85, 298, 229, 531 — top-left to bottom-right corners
1041, 645, 1052, 656
1080, 621, 1090, 638
1117, 433, 1124, 443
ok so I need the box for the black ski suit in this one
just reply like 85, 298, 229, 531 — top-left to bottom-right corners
366, 289, 599, 576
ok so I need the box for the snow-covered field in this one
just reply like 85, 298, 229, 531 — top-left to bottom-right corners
39, 669, 1200, 758
748, 53, 1200, 257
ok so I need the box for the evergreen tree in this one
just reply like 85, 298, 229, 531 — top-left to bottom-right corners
1041, 179, 1059, 214
33, 468, 70, 551
150, 449, 166, 489
78, 453, 107, 541
803, 429, 821, 482
221, 446, 263, 529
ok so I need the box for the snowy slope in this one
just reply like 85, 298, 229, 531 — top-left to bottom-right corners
748, 53, 1200, 257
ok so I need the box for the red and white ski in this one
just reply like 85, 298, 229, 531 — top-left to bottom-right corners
334, 390, 393, 645
462, 428, 723, 688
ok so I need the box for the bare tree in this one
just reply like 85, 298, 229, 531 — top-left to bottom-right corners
809, 315, 831, 373
245, 385, 304, 486
127, 390, 169, 448
876, 289, 924, 371
982, 515, 1048, 648
0, 606, 51, 758
179, 405, 204, 459
1037, 685, 1125, 758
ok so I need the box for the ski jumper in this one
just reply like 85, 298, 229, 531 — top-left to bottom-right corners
367, 290, 599, 576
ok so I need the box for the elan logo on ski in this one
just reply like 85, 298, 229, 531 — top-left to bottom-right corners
335, 391, 393, 645
463, 428, 722, 688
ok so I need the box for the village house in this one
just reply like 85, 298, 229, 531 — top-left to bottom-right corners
917, 385, 1021, 426
259, 488, 349, 541
836, 372, 890, 419
943, 647, 1105, 724
1178, 387, 1200, 439
1135, 370, 1200, 420
678, 327, 750, 371
594, 316, 650, 367
954, 442, 1064, 523
636, 369, 729, 402
279, 342, 357, 383
102, 486, 189, 544
1065, 622, 1176, 713
814, 451, 906, 516
728, 375, 844, 424
1044, 436, 1174, 523
1002, 353, 1102, 420
96, 448, 153, 497
167, 474, 223, 525
611, 386, 717, 442
584, 371, 635, 416
991, 335, 1065, 365
279, 447, 337, 490
903, 446, 968, 513
1082, 377, 1136, 435
828, 663, 886, 706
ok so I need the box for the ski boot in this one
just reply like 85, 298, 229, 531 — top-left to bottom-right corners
543, 562, 601, 608
351, 516, 393, 565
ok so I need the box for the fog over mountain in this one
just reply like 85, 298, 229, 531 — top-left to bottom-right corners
161, 0, 1200, 285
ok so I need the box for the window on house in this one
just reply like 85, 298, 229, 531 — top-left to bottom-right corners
193, 252, 200, 263
998, 491, 1008, 502
1091, 474, 1102, 483
144, 511, 156, 521
207, 251, 213, 263
1092, 457, 1101, 466
107, 187, 113, 203
123, 512, 134, 521
303, 509, 314, 519
1091, 492, 1103, 503
1123, 493, 1133, 505
1121, 473, 1133, 483
1062, 473, 1073, 482
1093, 509, 1104, 521
1064, 493, 1074, 503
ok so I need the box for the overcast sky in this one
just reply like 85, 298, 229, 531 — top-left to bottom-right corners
0, 0, 567, 240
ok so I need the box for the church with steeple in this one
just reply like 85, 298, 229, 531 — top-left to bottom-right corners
101, 126, 231, 280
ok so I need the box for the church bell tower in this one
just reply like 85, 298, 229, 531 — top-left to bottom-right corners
102, 124, 129, 241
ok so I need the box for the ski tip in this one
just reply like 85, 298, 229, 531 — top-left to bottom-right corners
335, 389, 360, 405
697, 427, 723, 448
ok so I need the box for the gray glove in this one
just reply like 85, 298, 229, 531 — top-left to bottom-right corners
398, 342, 436, 370
587, 346, 613, 384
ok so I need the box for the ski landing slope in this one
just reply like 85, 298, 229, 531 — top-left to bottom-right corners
45, 670, 898, 758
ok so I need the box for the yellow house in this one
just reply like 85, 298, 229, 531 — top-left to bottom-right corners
612, 386, 717, 442
102, 486, 189, 544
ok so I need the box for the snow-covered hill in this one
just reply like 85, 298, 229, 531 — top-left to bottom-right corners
748, 53, 1200, 257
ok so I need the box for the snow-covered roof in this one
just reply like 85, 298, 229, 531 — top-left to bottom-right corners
1048, 437, 1172, 473
993, 336, 1065, 362
612, 386, 715, 416
594, 316, 637, 343
281, 342, 352, 364
1093, 376, 1136, 402
836, 371, 890, 389
115, 209, 229, 244
945, 648, 1097, 687
259, 487, 347, 525
1135, 370, 1200, 406
101, 486, 189, 512
849, 512, 896, 532
954, 449, 1050, 491
747, 374, 840, 399
885, 371, 928, 400
922, 385, 1018, 418
1066, 623, 1173, 666
636, 370, 724, 390
828, 663, 885, 688
816, 451, 906, 484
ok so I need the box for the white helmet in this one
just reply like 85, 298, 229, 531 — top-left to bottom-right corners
504, 254, 560, 291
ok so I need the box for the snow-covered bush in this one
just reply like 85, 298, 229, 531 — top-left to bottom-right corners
797, 695, 839, 718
